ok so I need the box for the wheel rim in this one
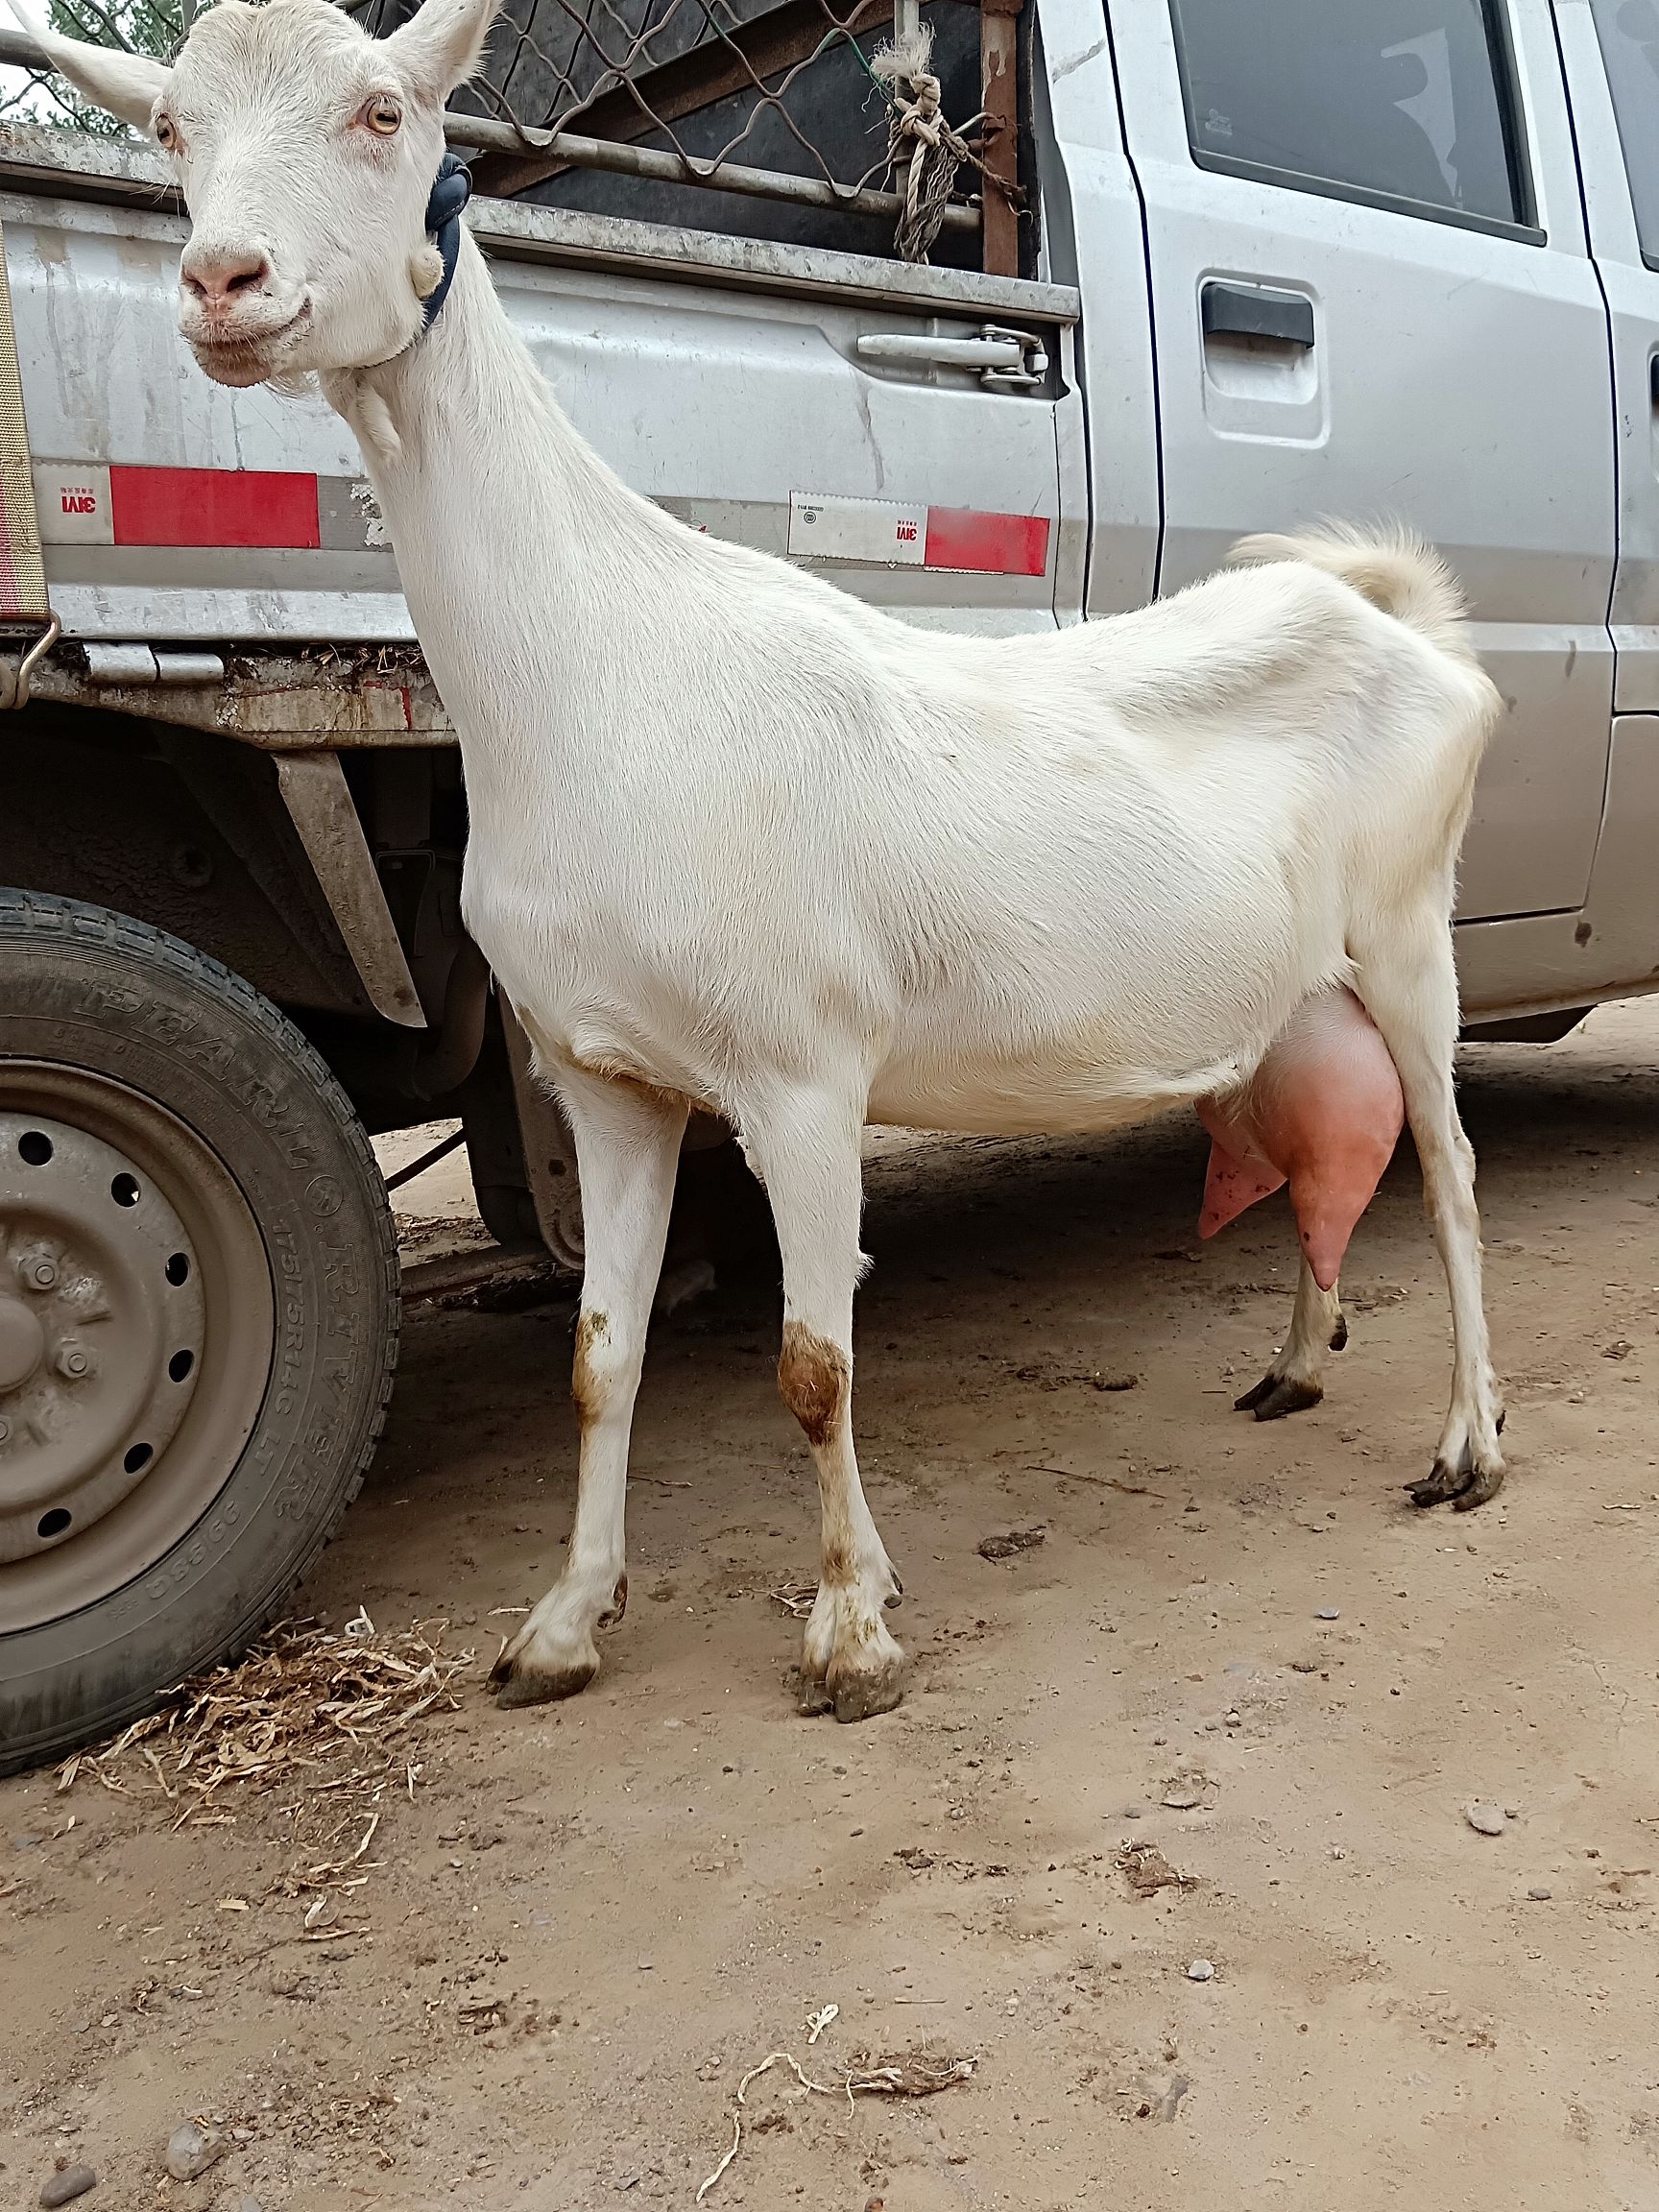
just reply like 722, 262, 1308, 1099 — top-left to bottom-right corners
0, 1065, 274, 1634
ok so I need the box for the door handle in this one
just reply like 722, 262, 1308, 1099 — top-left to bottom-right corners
1201, 281, 1314, 349
855, 324, 1049, 389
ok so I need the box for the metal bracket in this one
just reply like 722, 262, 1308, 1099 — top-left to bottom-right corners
974, 323, 1048, 389
0, 612, 60, 710
273, 753, 426, 1031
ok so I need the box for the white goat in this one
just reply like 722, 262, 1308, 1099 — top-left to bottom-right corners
35, 0, 1505, 1722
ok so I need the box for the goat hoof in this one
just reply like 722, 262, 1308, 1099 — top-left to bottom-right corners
883, 1567, 904, 1611
795, 1671, 835, 1718
1330, 1314, 1349, 1353
1454, 1462, 1505, 1510
491, 1622, 601, 1707
493, 1654, 599, 1708
1235, 1373, 1323, 1420
831, 1652, 906, 1724
797, 1605, 906, 1721
1407, 1443, 1504, 1511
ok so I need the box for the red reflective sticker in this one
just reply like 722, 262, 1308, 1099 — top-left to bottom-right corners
108, 466, 321, 549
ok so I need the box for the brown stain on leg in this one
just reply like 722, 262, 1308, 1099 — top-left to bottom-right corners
572, 1309, 611, 1431
778, 1320, 850, 1449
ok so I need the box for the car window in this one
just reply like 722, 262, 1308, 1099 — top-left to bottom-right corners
1591, 0, 1659, 264
1166, 0, 1525, 229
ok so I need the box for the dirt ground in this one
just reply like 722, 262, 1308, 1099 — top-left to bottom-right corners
7, 1000, 1659, 2212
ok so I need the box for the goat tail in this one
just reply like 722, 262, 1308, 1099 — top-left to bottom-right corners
1229, 522, 1478, 665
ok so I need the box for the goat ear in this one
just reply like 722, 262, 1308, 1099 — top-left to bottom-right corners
2, 3, 168, 131
386, 0, 498, 103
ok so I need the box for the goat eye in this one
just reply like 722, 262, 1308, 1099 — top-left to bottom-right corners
361, 97, 402, 135
155, 114, 177, 150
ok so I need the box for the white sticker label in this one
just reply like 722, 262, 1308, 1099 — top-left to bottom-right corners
35, 462, 113, 545
788, 491, 926, 566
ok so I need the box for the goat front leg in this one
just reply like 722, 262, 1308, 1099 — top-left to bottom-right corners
744, 1088, 904, 1722
1354, 924, 1503, 1508
1236, 1260, 1347, 1420
492, 1069, 688, 1706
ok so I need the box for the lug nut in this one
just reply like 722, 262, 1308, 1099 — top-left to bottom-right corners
26, 1259, 57, 1293
0, 1418, 9, 1445
55, 1343, 89, 1380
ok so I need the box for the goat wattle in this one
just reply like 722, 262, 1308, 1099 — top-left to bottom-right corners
1197, 989, 1405, 1290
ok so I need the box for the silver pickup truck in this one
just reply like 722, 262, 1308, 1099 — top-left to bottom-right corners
2, 0, 1656, 1768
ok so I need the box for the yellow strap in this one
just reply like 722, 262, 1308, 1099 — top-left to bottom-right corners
0, 222, 49, 625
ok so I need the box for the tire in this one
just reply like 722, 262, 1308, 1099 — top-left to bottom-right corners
0, 889, 398, 1774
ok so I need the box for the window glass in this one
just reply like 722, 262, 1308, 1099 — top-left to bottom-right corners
1591, 0, 1659, 263
1167, 0, 1523, 228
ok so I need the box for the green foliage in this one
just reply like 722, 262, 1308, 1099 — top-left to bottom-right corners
1, 0, 184, 134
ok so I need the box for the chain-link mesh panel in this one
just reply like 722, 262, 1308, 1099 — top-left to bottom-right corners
358, 0, 1018, 267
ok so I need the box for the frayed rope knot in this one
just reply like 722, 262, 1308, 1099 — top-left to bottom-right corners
871, 29, 1018, 266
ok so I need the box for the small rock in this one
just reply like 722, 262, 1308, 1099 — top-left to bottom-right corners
1289, 1658, 1321, 1674
1162, 1786, 1205, 1811
1464, 1802, 1507, 1838
1186, 1959, 1215, 1983
1092, 1372, 1140, 1392
1313, 1607, 1340, 1622
1527, 1887, 1552, 1902
165, 2123, 228, 2182
39, 2168, 98, 2208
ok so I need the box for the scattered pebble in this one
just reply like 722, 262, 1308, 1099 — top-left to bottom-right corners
1464, 1802, 1507, 1838
1186, 1959, 1215, 1983
1527, 1887, 1552, 1902
39, 2168, 98, 2208
1289, 1658, 1321, 1674
165, 2123, 228, 2182
1162, 1785, 1206, 1811
1093, 1372, 1140, 1392
1313, 1608, 1340, 1622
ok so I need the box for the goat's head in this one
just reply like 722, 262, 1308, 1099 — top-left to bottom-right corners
28, 0, 496, 387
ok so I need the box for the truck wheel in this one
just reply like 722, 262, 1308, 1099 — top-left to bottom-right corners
0, 890, 398, 1775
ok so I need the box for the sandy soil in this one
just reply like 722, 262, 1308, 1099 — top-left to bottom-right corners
6, 1002, 1659, 2212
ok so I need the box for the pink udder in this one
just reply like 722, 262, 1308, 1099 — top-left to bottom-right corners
1195, 990, 1405, 1290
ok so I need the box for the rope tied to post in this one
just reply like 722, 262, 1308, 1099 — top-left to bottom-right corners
870, 28, 1022, 267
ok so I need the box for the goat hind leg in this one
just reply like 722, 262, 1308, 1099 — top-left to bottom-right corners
1352, 926, 1503, 1507
1236, 1259, 1346, 1420
744, 1087, 904, 1723
492, 1069, 688, 1706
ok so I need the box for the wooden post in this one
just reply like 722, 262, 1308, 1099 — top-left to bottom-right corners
978, 0, 1022, 277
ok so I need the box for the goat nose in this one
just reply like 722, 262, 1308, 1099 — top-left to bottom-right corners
181, 247, 271, 306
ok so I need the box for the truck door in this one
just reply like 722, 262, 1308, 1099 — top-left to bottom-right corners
1106, 0, 1616, 925
1561, 1, 1659, 711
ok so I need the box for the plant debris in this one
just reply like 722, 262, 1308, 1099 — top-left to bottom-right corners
769, 1581, 819, 1619
977, 1527, 1046, 1561
1119, 1841, 1195, 1896
53, 1618, 473, 1900
696, 2042, 975, 2202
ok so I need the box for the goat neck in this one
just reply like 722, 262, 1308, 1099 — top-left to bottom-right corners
321, 229, 679, 767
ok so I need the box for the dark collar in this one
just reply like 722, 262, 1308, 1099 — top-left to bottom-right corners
421, 152, 472, 331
